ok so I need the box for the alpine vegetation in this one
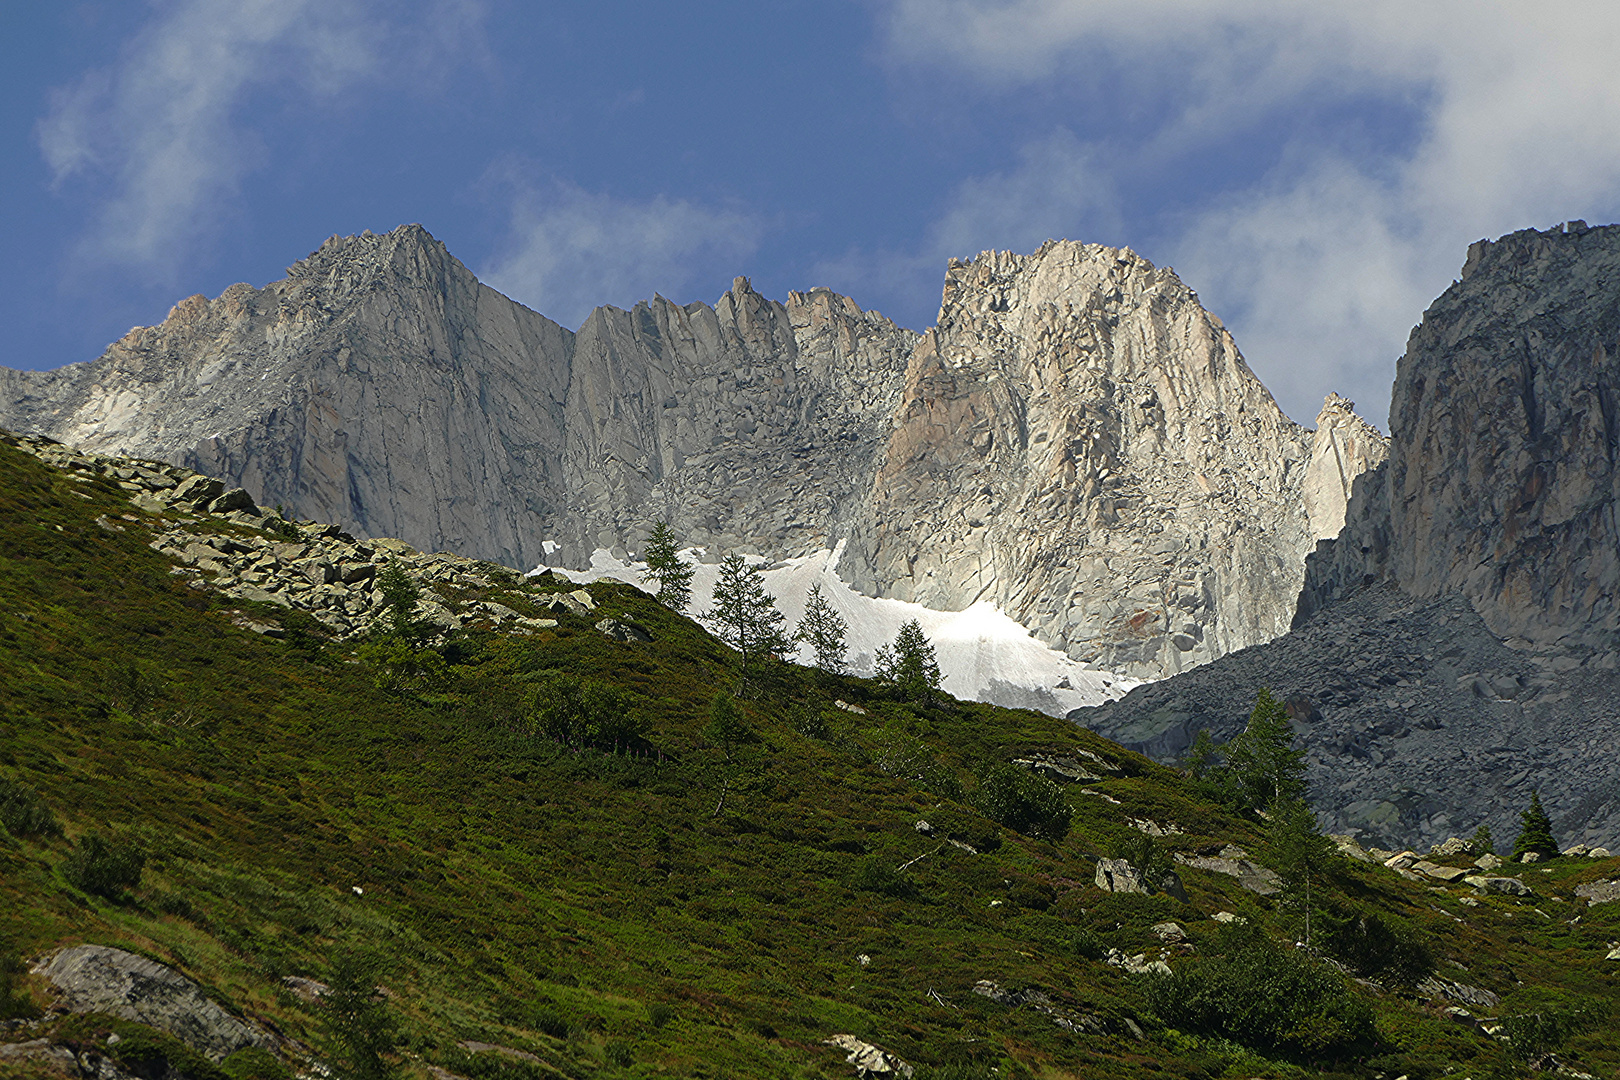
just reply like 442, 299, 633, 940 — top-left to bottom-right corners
640, 521, 694, 611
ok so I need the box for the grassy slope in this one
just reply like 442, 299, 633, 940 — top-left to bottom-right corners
1, 432, 1618, 1080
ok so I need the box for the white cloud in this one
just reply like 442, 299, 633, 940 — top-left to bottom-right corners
814, 129, 1118, 327
37, 0, 482, 278
479, 179, 764, 329
877, 1, 1620, 425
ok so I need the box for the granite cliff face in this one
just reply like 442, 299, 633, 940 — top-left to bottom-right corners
838, 242, 1351, 677
1300, 221, 1620, 655
1082, 222, 1620, 848
0, 225, 1379, 681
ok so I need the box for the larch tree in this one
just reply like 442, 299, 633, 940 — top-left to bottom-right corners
641, 522, 694, 611
1222, 688, 1306, 813
706, 553, 788, 689
875, 619, 942, 703
794, 583, 848, 676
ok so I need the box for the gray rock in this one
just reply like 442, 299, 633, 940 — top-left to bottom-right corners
822, 1034, 913, 1078
595, 617, 651, 643
36, 944, 270, 1060
1175, 846, 1281, 896
1574, 879, 1620, 904
1465, 875, 1533, 897
0, 227, 1382, 684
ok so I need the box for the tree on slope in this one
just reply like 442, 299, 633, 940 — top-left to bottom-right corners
706, 553, 788, 690
875, 619, 942, 703
1221, 688, 1306, 813
1269, 797, 1339, 948
641, 522, 694, 611
1513, 789, 1557, 860
794, 583, 848, 676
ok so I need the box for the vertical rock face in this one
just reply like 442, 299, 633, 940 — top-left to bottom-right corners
1303, 222, 1620, 654
1303, 393, 1388, 542
0, 225, 1382, 681
839, 242, 1326, 678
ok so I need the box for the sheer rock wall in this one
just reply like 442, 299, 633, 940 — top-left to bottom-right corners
1, 226, 1381, 680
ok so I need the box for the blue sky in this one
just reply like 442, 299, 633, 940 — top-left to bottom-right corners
5, 1, 1620, 427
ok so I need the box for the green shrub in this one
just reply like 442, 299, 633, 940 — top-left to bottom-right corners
971, 762, 1071, 841
849, 854, 917, 899
322, 949, 397, 1080
1498, 993, 1608, 1063
647, 1003, 673, 1029
531, 1004, 570, 1039
0, 776, 61, 837
602, 1039, 634, 1067
221, 1047, 292, 1080
104, 1022, 226, 1080
1111, 832, 1174, 893
62, 832, 146, 898
1320, 908, 1434, 987
1142, 923, 1376, 1059
1071, 927, 1107, 961
530, 675, 646, 750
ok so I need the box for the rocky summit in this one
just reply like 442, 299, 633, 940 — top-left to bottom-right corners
1081, 222, 1620, 850
0, 226, 1377, 682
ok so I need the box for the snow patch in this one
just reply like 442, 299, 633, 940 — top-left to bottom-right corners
535, 543, 1137, 716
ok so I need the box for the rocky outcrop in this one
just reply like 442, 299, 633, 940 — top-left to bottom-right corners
1077, 579, 1620, 851
1302, 393, 1388, 542
0, 226, 1381, 681
35, 945, 271, 1060
1302, 221, 1620, 654
8, 432, 599, 642
839, 242, 1333, 678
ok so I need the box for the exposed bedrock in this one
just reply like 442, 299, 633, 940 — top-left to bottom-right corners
0, 226, 1382, 681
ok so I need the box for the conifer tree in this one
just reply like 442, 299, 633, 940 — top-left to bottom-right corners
377, 562, 420, 640
1268, 797, 1339, 947
1222, 688, 1306, 813
794, 583, 848, 676
706, 554, 788, 688
1512, 789, 1557, 859
875, 619, 943, 703
641, 522, 694, 611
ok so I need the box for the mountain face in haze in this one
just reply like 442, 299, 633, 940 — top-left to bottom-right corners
1081, 222, 1620, 849
0, 225, 1376, 680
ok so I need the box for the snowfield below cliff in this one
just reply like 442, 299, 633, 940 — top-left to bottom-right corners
545, 541, 1137, 716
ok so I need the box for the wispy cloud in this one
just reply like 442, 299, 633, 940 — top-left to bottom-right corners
814, 129, 1118, 327
877, 1, 1620, 425
479, 177, 764, 329
37, 0, 484, 279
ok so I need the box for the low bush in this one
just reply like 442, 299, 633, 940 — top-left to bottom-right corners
0, 775, 61, 838
849, 854, 917, 899
0, 951, 39, 1021
1142, 923, 1376, 1059
62, 832, 146, 898
1320, 908, 1434, 986
221, 1047, 292, 1080
971, 762, 1071, 841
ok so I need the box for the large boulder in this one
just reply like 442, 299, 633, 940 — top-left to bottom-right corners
36, 945, 270, 1060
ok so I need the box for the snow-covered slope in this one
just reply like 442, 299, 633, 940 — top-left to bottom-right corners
543, 542, 1137, 716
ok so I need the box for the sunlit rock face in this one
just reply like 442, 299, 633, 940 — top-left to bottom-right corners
838, 242, 1367, 679
0, 227, 1381, 680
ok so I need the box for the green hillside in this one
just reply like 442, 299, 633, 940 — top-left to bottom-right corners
1, 431, 1618, 1080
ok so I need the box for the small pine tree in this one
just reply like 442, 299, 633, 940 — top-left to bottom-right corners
705, 554, 789, 688
1268, 797, 1339, 947
1222, 688, 1306, 813
1180, 729, 1221, 780
874, 620, 942, 702
1512, 789, 1557, 859
641, 522, 694, 611
376, 562, 420, 640
794, 583, 848, 676
1469, 823, 1495, 856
